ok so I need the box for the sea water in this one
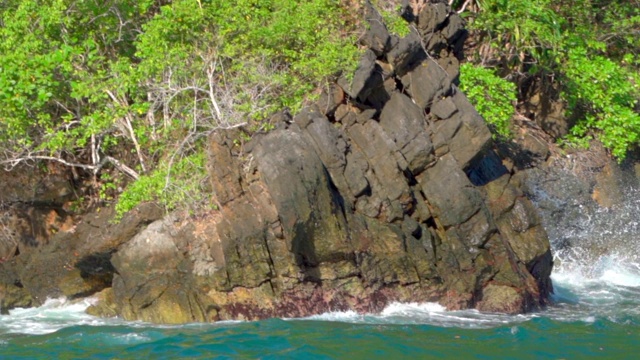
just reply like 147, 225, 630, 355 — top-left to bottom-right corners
2, 191, 639, 359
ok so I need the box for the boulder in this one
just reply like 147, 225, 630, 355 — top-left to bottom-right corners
110, 216, 213, 323
387, 30, 426, 76
401, 59, 452, 109
379, 92, 434, 174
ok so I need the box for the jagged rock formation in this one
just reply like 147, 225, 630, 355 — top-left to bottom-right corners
1, 1, 553, 322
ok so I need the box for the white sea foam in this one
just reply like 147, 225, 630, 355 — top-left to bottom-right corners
380, 301, 446, 316
543, 185, 640, 324
297, 301, 532, 328
302, 309, 362, 322
0, 297, 115, 335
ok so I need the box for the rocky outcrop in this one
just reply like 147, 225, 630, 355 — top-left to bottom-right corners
1, 0, 553, 321
0, 201, 163, 313
92, 1, 550, 322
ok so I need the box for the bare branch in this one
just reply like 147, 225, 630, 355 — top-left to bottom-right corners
206, 60, 223, 123
457, 0, 472, 14
1, 155, 95, 171
101, 156, 139, 180
105, 89, 147, 173
0, 153, 139, 180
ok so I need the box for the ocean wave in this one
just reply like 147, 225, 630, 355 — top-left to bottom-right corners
0, 297, 117, 335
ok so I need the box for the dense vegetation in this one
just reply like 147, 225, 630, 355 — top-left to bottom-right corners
0, 0, 360, 217
456, 0, 640, 158
1, 0, 638, 217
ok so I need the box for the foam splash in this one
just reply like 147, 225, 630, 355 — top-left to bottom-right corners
298, 302, 532, 329
303, 309, 362, 322
0, 298, 111, 335
540, 183, 640, 325
552, 248, 640, 292
599, 256, 640, 287
380, 301, 446, 316
301, 302, 446, 323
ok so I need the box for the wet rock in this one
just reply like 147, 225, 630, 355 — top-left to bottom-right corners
85, 288, 117, 318
0, 265, 32, 314
111, 216, 213, 324
592, 160, 624, 208
476, 284, 524, 313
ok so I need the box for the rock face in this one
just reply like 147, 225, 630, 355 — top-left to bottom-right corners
1, 1, 553, 321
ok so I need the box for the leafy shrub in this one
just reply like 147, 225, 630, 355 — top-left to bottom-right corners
115, 152, 210, 219
562, 47, 640, 159
459, 63, 517, 139
462, 0, 640, 158
0, 0, 362, 218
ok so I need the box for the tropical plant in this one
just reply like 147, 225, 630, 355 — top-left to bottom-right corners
456, 0, 640, 158
459, 63, 517, 139
0, 0, 361, 217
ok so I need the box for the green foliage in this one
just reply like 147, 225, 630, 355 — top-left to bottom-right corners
459, 63, 516, 139
136, 0, 360, 118
562, 47, 640, 159
0, 0, 361, 219
470, 0, 562, 69
463, 0, 640, 158
113, 0, 361, 216
0, 0, 151, 153
115, 152, 210, 220
381, 8, 411, 37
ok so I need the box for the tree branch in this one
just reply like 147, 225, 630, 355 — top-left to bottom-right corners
0, 153, 139, 180
105, 89, 147, 173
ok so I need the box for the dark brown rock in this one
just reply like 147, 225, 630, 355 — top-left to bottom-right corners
317, 84, 345, 116
417, 1, 449, 34
418, 154, 482, 227
401, 59, 451, 109
339, 49, 378, 101
387, 30, 426, 76
446, 91, 493, 168
431, 97, 457, 119
360, 1, 392, 56
15, 203, 162, 305
0, 264, 32, 314
379, 92, 434, 174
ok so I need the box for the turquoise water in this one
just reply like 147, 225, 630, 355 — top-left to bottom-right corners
1, 315, 637, 359
1, 269, 639, 360
2, 190, 639, 359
